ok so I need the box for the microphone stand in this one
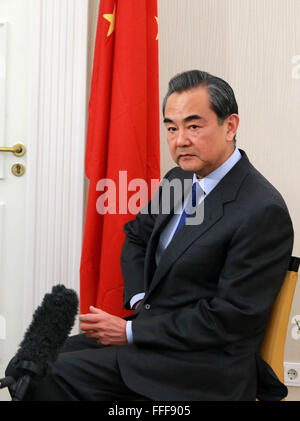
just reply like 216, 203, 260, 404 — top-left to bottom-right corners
0, 376, 16, 389
0, 360, 45, 401
10, 374, 32, 401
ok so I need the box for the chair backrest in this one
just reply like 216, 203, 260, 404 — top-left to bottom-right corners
260, 256, 300, 383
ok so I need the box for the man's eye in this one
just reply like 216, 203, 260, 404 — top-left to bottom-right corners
167, 127, 177, 132
189, 125, 200, 130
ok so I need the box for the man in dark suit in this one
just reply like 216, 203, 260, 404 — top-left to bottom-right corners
6, 70, 294, 401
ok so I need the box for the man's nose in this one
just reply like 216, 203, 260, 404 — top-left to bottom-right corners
176, 129, 191, 147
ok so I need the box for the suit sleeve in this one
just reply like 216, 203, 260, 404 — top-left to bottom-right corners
121, 203, 154, 309
131, 204, 294, 351
121, 168, 175, 310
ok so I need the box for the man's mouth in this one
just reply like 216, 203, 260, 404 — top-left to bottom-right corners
178, 154, 195, 159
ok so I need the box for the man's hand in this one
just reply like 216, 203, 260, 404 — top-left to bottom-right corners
79, 306, 128, 346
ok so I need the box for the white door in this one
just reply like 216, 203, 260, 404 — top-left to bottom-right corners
0, 0, 31, 401
0, 0, 88, 401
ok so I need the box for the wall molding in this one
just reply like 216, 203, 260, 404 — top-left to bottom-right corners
23, 0, 88, 329
0, 22, 7, 180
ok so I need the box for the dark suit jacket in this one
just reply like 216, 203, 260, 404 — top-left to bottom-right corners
117, 149, 294, 401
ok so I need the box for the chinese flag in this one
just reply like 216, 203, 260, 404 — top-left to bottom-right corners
80, 0, 160, 317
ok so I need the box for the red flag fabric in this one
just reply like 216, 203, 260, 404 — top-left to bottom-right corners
80, 0, 160, 317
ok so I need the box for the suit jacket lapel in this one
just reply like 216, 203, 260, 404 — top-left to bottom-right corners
144, 170, 194, 287
146, 186, 224, 294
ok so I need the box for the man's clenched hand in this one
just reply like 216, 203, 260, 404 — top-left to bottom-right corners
79, 306, 128, 346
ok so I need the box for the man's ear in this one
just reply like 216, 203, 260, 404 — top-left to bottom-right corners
226, 114, 239, 141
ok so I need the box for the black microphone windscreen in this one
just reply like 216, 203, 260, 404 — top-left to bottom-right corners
15, 284, 78, 371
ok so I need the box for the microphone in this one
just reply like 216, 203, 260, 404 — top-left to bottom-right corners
0, 284, 79, 400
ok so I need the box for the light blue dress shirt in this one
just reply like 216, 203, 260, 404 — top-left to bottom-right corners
126, 148, 242, 344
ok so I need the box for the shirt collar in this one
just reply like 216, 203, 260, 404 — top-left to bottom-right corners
193, 147, 242, 195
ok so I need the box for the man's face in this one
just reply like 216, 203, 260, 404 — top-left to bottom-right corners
164, 86, 238, 178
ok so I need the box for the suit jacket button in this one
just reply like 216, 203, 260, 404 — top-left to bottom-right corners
145, 304, 151, 310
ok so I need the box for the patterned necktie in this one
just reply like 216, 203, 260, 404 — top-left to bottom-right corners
174, 182, 198, 233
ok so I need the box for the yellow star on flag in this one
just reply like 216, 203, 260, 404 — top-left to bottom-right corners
103, 4, 116, 37
155, 16, 159, 40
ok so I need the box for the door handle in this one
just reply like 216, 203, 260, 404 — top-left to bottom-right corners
0, 143, 26, 157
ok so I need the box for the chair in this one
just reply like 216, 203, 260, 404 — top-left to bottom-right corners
260, 256, 300, 384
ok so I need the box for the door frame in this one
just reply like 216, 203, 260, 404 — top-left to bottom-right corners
23, 0, 88, 329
